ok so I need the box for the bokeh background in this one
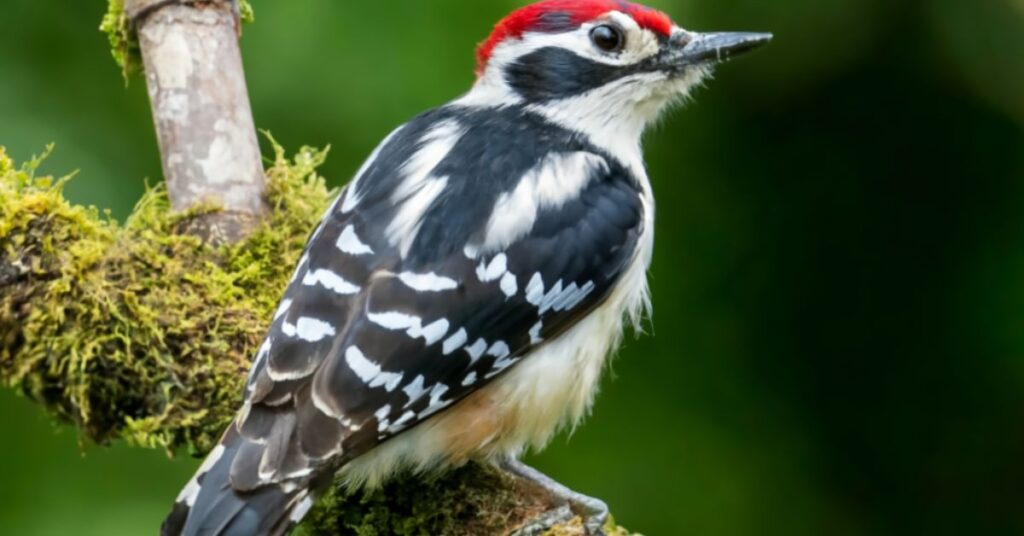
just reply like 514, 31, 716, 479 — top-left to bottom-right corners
2, 0, 1024, 534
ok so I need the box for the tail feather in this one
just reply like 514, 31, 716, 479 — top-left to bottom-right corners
161, 429, 308, 536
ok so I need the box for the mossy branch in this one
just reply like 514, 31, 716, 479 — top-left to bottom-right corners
0, 146, 636, 535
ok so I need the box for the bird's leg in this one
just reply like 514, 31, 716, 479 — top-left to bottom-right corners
499, 457, 609, 536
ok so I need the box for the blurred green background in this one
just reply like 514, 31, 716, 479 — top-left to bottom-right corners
3, 0, 1024, 534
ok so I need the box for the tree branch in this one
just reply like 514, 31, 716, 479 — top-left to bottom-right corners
129, 0, 265, 243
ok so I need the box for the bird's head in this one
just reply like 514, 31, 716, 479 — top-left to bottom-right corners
466, 0, 771, 146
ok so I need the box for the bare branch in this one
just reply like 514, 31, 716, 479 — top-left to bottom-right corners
128, 0, 265, 243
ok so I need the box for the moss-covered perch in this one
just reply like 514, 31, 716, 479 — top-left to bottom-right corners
0, 146, 636, 535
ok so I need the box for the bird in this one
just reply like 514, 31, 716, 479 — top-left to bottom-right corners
161, 1, 771, 534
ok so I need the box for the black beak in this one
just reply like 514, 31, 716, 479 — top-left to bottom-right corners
668, 31, 773, 67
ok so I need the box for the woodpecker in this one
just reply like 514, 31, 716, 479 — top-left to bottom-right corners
162, 1, 770, 534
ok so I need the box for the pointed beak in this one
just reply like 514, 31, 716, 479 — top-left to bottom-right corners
665, 31, 773, 68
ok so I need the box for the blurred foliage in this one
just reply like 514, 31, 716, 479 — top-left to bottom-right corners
1, 1, 1023, 535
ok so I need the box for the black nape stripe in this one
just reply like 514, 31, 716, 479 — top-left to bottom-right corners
505, 46, 629, 102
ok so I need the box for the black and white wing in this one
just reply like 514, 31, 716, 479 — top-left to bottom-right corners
164, 106, 646, 535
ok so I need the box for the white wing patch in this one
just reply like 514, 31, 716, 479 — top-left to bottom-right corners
443, 328, 468, 355
465, 338, 488, 364
526, 273, 545, 305
476, 253, 508, 282
337, 225, 374, 255
477, 152, 606, 252
282, 317, 336, 343
500, 272, 518, 298
368, 311, 450, 345
398, 272, 459, 292
386, 120, 465, 256
303, 269, 360, 295
345, 346, 403, 391
402, 375, 428, 405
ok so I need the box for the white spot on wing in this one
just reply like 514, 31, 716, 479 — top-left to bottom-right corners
419, 383, 452, 419
563, 281, 596, 310
303, 269, 360, 295
385, 120, 464, 256
369, 311, 449, 345
295, 317, 336, 342
500, 272, 518, 297
549, 282, 580, 312
337, 225, 374, 255
443, 328, 468, 355
480, 152, 606, 250
345, 346, 379, 383
486, 355, 519, 379
465, 338, 488, 364
487, 341, 510, 359
485, 341, 517, 379
402, 375, 428, 405
409, 318, 450, 345
526, 273, 545, 305
476, 254, 508, 282
462, 371, 478, 386
368, 311, 420, 330
538, 280, 564, 314
399, 272, 458, 292
345, 346, 403, 391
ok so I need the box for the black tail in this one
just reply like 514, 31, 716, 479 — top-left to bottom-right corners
161, 429, 308, 536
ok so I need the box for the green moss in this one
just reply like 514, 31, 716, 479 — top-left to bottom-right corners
0, 142, 331, 454
99, 0, 135, 78
301, 464, 539, 536
100, 0, 256, 79
300, 461, 638, 535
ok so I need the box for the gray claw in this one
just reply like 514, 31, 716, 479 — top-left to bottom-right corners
499, 458, 610, 535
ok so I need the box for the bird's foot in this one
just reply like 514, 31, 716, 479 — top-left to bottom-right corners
499, 458, 609, 536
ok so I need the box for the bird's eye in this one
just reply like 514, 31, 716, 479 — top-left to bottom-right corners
590, 25, 624, 53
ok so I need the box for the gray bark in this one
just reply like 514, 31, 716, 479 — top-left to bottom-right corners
128, 0, 265, 243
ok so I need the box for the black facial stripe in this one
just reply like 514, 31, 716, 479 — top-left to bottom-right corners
505, 45, 676, 102
505, 47, 626, 102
